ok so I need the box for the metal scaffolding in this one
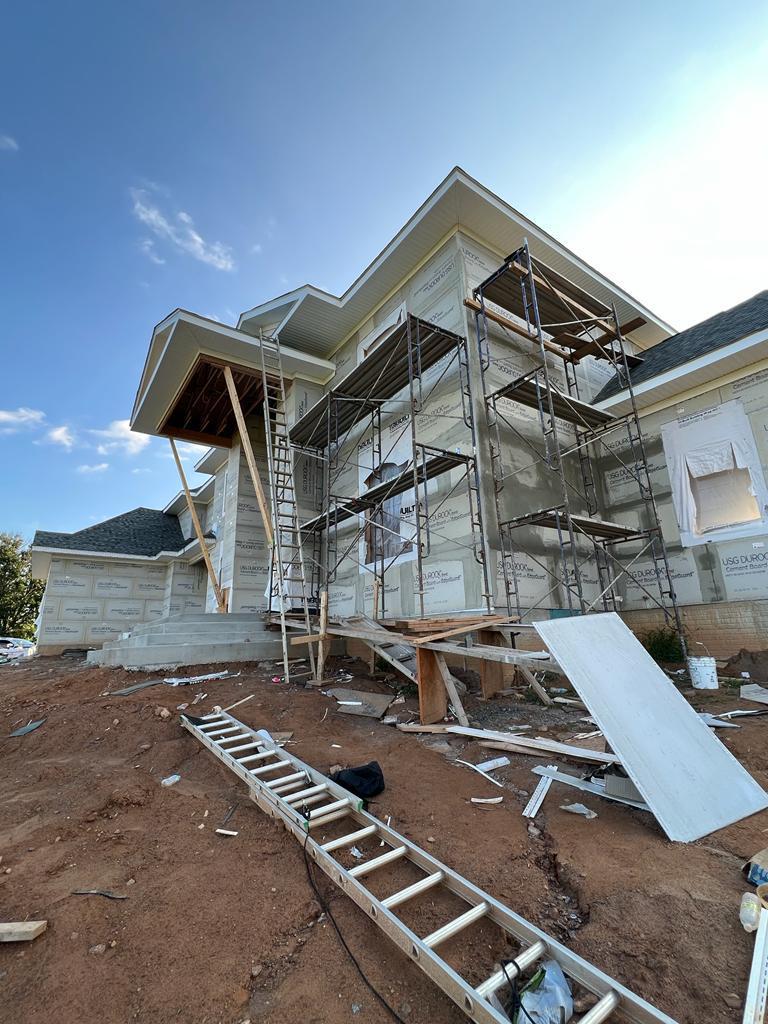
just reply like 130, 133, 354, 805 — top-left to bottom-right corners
472, 240, 685, 648
288, 314, 493, 621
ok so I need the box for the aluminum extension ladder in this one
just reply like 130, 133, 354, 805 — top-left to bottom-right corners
259, 332, 316, 682
182, 710, 677, 1024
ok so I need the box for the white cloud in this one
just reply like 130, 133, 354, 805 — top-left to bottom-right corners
77, 462, 109, 474
47, 425, 75, 450
0, 407, 45, 434
131, 467, 152, 475
159, 439, 209, 462
0, 135, 19, 152
91, 419, 150, 456
130, 186, 235, 271
251, 243, 263, 255
139, 238, 166, 265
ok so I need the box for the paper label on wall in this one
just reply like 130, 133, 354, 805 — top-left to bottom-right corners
235, 527, 268, 556
59, 600, 101, 620
39, 622, 86, 642
496, 552, 555, 610
66, 559, 108, 575
86, 624, 124, 641
718, 539, 768, 600
417, 561, 464, 614
145, 602, 165, 619
48, 574, 91, 596
94, 577, 132, 596
328, 585, 356, 618
603, 456, 669, 504
134, 579, 165, 596
104, 600, 145, 620
622, 550, 701, 609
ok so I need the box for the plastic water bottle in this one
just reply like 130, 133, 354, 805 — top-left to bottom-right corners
740, 892, 761, 932
161, 774, 180, 787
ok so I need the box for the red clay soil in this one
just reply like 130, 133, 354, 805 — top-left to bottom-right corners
1, 655, 767, 1024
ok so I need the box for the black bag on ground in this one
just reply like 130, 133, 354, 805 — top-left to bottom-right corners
331, 761, 385, 800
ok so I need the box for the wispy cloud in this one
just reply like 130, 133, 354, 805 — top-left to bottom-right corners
131, 467, 152, 475
251, 243, 263, 255
159, 439, 209, 462
91, 418, 150, 456
130, 186, 235, 271
139, 238, 166, 265
77, 462, 109, 474
0, 135, 19, 153
46, 425, 75, 450
0, 407, 45, 434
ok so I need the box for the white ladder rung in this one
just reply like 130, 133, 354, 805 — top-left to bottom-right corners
348, 845, 407, 879
218, 732, 252, 745
251, 759, 291, 777
578, 991, 620, 1023
321, 824, 378, 852
307, 807, 352, 829
199, 717, 227, 728
266, 770, 307, 789
423, 902, 488, 949
227, 741, 261, 755
237, 750, 273, 765
382, 870, 444, 910
284, 783, 328, 805
308, 797, 352, 819
270, 778, 309, 797
206, 725, 240, 738
475, 939, 547, 999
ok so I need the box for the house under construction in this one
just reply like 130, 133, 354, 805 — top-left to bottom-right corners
32, 167, 768, 674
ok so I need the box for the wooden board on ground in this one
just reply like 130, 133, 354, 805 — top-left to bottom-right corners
415, 648, 448, 724
326, 688, 394, 719
0, 921, 47, 942
535, 612, 768, 842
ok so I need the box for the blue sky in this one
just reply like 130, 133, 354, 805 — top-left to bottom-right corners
2, 1, 767, 540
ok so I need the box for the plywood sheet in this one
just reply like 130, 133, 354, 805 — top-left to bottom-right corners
326, 688, 393, 719
534, 613, 768, 842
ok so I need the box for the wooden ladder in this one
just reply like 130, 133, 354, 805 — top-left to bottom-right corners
183, 710, 677, 1024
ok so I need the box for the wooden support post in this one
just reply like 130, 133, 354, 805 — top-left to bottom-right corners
477, 629, 506, 698
169, 437, 227, 614
415, 648, 448, 725
433, 653, 469, 727
315, 588, 329, 683
519, 666, 553, 706
223, 365, 274, 550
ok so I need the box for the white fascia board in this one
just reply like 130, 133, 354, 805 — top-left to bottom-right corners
162, 477, 215, 515
30, 544, 197, 581
194, 446, 229, 475
595, 326, 768, 412
232, 167, 675, 354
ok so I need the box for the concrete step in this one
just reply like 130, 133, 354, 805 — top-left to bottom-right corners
117, 631, 272, 649
129, 613, 268, 636
88, 638, 283, 670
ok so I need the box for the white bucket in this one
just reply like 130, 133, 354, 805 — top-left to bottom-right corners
687, 655, 718, 689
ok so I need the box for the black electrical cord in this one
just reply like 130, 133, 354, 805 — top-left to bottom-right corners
301, 827, 408, 1024
501, 958, 538, 1024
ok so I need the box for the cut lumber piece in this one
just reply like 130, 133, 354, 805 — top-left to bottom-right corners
433, 653, 469, 727
476, 628, 506, 697
447, 725, 620, 765
464, 297, 572, 359
535, 613, 768, 842
519, 666, 553, 706
0, 921, 47, 942
420, 640, 557, 670
415, 648, 448, 725
411, 615, 512, 645
396, 723, 452, 734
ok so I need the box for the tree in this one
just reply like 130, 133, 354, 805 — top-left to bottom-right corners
0, 534, 45, 639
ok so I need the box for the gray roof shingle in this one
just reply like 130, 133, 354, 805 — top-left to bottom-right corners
595, 290, 768, 402
33, 507, 186, 558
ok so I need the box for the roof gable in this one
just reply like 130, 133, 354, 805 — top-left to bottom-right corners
33, 507, 186, 558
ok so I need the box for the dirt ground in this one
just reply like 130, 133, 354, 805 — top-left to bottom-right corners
1, 654, 767, 1024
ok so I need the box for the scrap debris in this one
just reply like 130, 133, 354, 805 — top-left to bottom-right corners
9, 719, 45, 737
561, 802, 598, 820
0, 921, 47, 942
72, 889, 129, 900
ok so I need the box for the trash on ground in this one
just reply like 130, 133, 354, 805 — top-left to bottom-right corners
560, 802, 598, 819
327, 687, 393, 718
741, 683, 768, 706
515, 960, 573, 1024
220, 693, 255, 713
72, 889, 128, 900
471, 796, 503, 804
455, 758, 504, 789
743, 847, 768, 886
349, 846, 364, 859
215, 828, 239, 837
698, 712, 740, 729
9, 719, 45, 737
522, 769, 557, 818
164, 670, 240, 686
476, 756, 510, 773
161, 774, 180, 787
740, 891, 763, 932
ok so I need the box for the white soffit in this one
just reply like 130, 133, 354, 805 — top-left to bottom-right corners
132, 311, 335, 437
534, 613, 768, 843
238, 168, 674, 358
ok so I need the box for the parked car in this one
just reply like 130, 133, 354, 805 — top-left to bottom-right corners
0, 637, 36, 660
